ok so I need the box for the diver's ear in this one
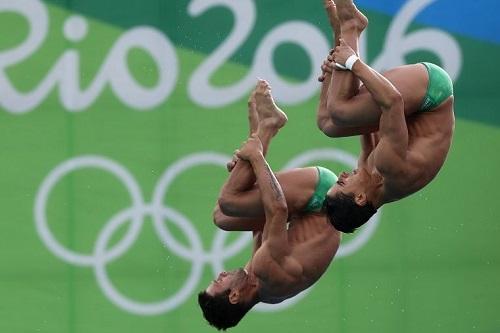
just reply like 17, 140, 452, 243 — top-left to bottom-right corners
354, 192, 367, 206
228, 289, 240, 304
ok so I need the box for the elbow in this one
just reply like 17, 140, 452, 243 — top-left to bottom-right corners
383, 91, 403, 111
326, 100, 351, 127
316, 116, 335, 137
217, 196, 232, 216
317, 104, 350, 138
218, 195, 240, 217
212, 205, 230, 231
212, 205, 222, 226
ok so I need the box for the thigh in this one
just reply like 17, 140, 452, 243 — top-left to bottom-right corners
336, 64, 428, 128
218, 168, 317, 218
213, 204, 265, 231
337, 88, 383, 127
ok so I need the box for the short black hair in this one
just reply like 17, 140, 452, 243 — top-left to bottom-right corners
198, 290, 253, 330
324, 192, 377, 233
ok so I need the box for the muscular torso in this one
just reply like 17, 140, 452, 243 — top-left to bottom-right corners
400, 98, 454, 195
252, 213, 340, 303
277, 65, 454, 204
363, 64, 455, 202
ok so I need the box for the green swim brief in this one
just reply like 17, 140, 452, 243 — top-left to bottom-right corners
420, 62, 454, 112
303, 166, 338, 213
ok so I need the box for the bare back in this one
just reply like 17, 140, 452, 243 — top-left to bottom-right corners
369, 101, 454, 202
402, 98, 455, 193
354, 64, 455, 202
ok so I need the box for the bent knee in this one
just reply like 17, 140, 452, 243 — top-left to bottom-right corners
212, 205, 230, 230
212, 205, 222, 225
317, 109, 351, 138
317, 119, 346, 138
327, 101, 351, 126
213, 217, 230, 231
217, 196, 236, 216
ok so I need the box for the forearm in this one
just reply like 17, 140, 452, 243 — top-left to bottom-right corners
351, 60, 408, 153
248, 151, 288, 255
376, 104, 408, 159
249, 152, 287, 216
348, 61, 409, 167
213, 204, 265, 231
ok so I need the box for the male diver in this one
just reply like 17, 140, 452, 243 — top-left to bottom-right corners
198, 81, 341, 330
318, 0, 454, 232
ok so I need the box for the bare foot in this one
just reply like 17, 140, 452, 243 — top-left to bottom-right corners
254, 80, 288, 130
324, 0, 340, 34
247, 91, 259, 135
335, 0, 368, 32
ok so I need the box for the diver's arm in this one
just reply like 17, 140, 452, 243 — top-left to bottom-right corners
349, 60, 408, 175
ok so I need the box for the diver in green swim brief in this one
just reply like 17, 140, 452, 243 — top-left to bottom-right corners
419, 62, 454, 112
213, 80, 342, 231
304, 166, 338, 212
315, 0, 454, 233
199, 81, 342, 331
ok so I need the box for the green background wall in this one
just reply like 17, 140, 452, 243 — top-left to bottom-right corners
1, 0, 499, 332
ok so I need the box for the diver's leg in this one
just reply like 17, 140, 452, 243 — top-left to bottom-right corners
318, 1, 379, 136
217, 81, 287, 219
321, 0, 386, 135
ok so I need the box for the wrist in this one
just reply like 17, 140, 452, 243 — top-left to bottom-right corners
350, 57, 363, 74
249, 150, 264, 163
334, 54, 359, 71
345, 54, 359, 71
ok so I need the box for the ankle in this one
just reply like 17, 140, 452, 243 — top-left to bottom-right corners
258, 120, 281, 134
340, 18, 364, 34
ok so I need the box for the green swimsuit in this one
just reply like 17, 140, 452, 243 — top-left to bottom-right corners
420, 62, 454, 112
302, 65, 451, 210
303, 166, 338, 213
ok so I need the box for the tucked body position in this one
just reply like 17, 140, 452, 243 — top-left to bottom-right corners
318, 0, 455, 232
198, 81, 341, 330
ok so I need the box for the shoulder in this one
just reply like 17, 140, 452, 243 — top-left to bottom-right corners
377, 156, 424, 200
253, 244, 303, 281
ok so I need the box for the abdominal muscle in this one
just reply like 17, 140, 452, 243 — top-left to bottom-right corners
287, 214, 340, 284
255, 214, 340, 303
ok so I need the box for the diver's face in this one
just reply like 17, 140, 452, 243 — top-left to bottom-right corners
206, 268, 247, 296
327, 169, 365, 197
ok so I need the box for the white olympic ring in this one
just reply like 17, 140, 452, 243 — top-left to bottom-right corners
34, 150, 381, 315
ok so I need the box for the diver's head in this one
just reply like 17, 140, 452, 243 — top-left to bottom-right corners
198, 268, 259, 330
324, 169, 378, 233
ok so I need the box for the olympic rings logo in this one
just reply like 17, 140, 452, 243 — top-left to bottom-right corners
34, 150, 381, 315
